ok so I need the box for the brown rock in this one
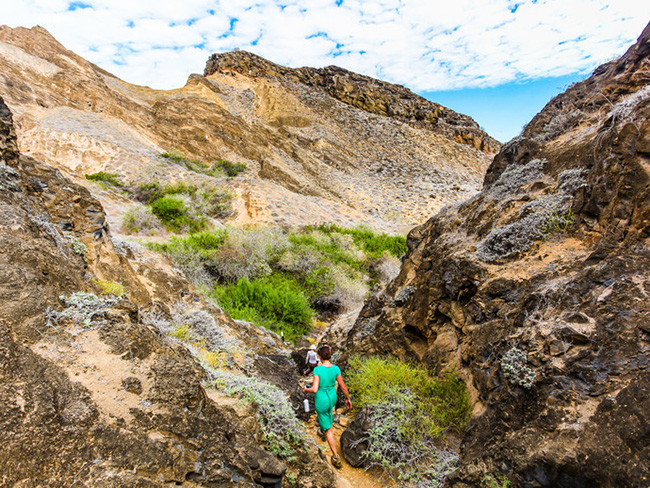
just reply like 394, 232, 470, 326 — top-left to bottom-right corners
340, 22, 650, 488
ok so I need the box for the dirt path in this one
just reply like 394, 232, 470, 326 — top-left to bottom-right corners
297, 373, 391, 488
302, 413, 387, 488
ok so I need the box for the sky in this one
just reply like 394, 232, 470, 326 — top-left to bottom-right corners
0, 1, 648, 142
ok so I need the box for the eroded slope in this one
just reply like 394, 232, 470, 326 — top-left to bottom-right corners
0, 25, 496, 234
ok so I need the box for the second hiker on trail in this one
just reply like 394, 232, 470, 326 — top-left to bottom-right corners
303, 344, 352, 469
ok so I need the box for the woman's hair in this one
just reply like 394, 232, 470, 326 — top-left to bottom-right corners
318, 344, 332, 360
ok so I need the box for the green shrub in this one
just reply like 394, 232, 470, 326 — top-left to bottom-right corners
213, 277, 313, 342
212, 159, 247, 177
346, 356, 470, 486
151, 195, 206, 233
122, 204, 162, 235
347, 356, 470, 438
85, 171, 122, 187
160, 149, 246, 178
309, 223, 407, 259
92, 278, 127, 297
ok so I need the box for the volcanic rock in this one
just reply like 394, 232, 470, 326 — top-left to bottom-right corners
341, 22, 650, 488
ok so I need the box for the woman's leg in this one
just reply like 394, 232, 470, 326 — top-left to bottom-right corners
325, 427, 338, 458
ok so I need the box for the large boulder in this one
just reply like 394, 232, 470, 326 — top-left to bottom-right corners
340, 406, 372, 468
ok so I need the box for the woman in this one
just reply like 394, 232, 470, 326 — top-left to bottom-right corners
303, 344, 352, 469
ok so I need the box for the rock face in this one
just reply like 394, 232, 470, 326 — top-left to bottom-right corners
0, 25, 496, 234
205, 51, 500, 153
341, 24, 650, 487
0, 95, 336, 487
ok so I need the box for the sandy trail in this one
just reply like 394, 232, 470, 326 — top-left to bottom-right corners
298, 375, 391, 488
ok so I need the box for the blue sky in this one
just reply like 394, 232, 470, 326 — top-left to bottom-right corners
424, 73, 587, 142
0, 0, 647, 142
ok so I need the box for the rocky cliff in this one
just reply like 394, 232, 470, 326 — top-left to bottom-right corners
0, 95, 336, 487
0, 25, 496, 234
205, 51, 500, 153
341, 23, 650, 487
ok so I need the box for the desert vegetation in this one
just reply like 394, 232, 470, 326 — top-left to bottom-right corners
122, 181, 234, 234
148, 224, 406, 341
346, 356, 471, 487
85, 171, 123, 188
160, 148, 247, 178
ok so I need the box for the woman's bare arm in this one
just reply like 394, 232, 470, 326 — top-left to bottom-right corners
336, 375, 352, 409
303, 375, 320, 393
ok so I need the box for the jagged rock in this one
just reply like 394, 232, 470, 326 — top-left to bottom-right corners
205, 50, 500, 153
340, 406, 372, 468
341, 23, 650, 488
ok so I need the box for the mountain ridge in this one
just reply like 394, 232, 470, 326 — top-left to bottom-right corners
205, 49, 500, 153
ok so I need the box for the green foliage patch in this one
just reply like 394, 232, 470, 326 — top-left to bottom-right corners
151, 195, 207, 233
345, 356, 470, 486
150, 224, 406, 341
85, 171, 122, 187
160, 149, 246, 178
213, 276, 313, 342
347, 356, 471, 438
212, 159, 247, 177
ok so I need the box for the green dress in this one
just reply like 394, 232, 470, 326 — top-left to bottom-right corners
313, 364, 341, 430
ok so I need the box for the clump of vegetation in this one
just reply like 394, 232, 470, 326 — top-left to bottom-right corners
209, 369, 305, 457
501, 347, 536, 389
122, 204, 162, 235
92, 278, 127, 297
160, 149, 246, 178
536, 207, 575, 239
346, 356, 470, 486
124, 181, 234, 234
482, 473, 512, 488
85, 171, 123, 187
45, 291, 121, 328
150, 194, 207, 233
213, 277, 313, 342
148, 224, 407, 341
213, 158, 247, 177
64, 232, 88, 256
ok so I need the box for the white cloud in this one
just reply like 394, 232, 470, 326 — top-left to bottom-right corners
0, 0, 647, 90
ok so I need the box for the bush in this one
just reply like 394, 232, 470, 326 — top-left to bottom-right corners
213, 277, 313, 342
212, 159, 247, 177
122, 204, 163, 235
151, 195, 207, 233
92, 278, 127, 297
501, 347, 536, 388
346, 356, 470, 486
85, 171, 122, 187
210, 369, 305, 457
149, 224, 406, 340
160, 149, 246, 178
45, 291, 120, 328
347, 356, 471, 438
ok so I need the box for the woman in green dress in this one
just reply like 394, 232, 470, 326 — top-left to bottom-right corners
303, 344, 352, 469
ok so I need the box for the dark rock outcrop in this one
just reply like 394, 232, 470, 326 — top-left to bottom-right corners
340, 406, 372, 468
341, 24, 650, 488
205, 50, 500, 153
